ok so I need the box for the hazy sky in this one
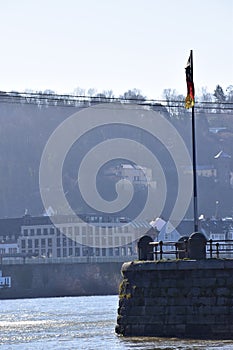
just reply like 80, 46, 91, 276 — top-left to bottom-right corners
0, 0, 232, 99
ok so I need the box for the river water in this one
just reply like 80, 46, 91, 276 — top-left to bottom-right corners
1, 295, 233, 350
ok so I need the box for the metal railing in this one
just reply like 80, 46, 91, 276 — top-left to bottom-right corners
207, 239, 233, 258
149, 240, 188, 260
147, 239, 233, 260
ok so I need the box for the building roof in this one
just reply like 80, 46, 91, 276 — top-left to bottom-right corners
0, 217, 22, 237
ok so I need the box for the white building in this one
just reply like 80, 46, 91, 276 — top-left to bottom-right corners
105, 163, 155, 188
18, 215, 150, 260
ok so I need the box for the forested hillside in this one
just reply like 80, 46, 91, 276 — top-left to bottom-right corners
0, 88, 232, 220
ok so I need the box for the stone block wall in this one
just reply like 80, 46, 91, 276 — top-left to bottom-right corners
116, 260, 233, 339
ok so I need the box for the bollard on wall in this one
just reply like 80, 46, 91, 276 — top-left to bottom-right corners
188, 232, 207, 260
137, 235, 154, 261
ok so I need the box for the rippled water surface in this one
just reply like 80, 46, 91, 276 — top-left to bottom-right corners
1, 295, 233, 350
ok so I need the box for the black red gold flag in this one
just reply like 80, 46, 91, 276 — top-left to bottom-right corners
185, 51, 195, 108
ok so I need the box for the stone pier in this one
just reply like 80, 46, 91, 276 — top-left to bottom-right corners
116, 259, 233, 339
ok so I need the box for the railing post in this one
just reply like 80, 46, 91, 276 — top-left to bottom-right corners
159, 241, 163, 260
209, 239, 213, 258
154, 244, 158, 260
184, 239, 188, 258
175, 242, 178, 259
216, 242, 219, 258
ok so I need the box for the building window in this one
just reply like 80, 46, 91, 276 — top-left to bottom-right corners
68, 238, 73, 247
30, 229, 34, 236
21, 240, 26, 249
88, 226, 93, 234
47, 249, 52, 257
9, 248, 17, 254
48, 238, 52, 247
115, 247, 120, 256
28, 239, 32, 249
57, 238, 61, 247
121, 237, 126, 245
82, 236, 87, 245
121, 247, 126, 256
82, 247, 88, 256
23, 229, 28, 236
89, 247, 94, 256
35, 239, 39, 248
43, 228, 48, 235
63, 248, 67, 257
102, 248, 106, 256
68, 227, 72, 235
109, 248, 113, 256
37, 228, 41, 235
57, 249, 61, 257
95, 248, 100, 256
41, 249, 46, 256
127, 246, 133, 255
41, 239, 46, 248
68, 248, 73, 256
62, 236, 67, 246
50, 228, 55, 235
75, 247, 80, 256
74, 226, 79, 235
102, 235, 107, 246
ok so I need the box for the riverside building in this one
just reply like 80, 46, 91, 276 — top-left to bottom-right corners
6, 214, 151, 262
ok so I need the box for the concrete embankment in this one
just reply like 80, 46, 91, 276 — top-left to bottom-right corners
0, 262, 122, 299
116, 259, 233, 339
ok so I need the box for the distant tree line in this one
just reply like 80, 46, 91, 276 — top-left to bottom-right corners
1, 84, 232, 112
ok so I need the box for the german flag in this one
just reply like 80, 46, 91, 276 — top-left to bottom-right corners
185, 51, 195, 109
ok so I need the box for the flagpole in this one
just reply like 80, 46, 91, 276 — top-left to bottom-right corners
190, 50, 199, 232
